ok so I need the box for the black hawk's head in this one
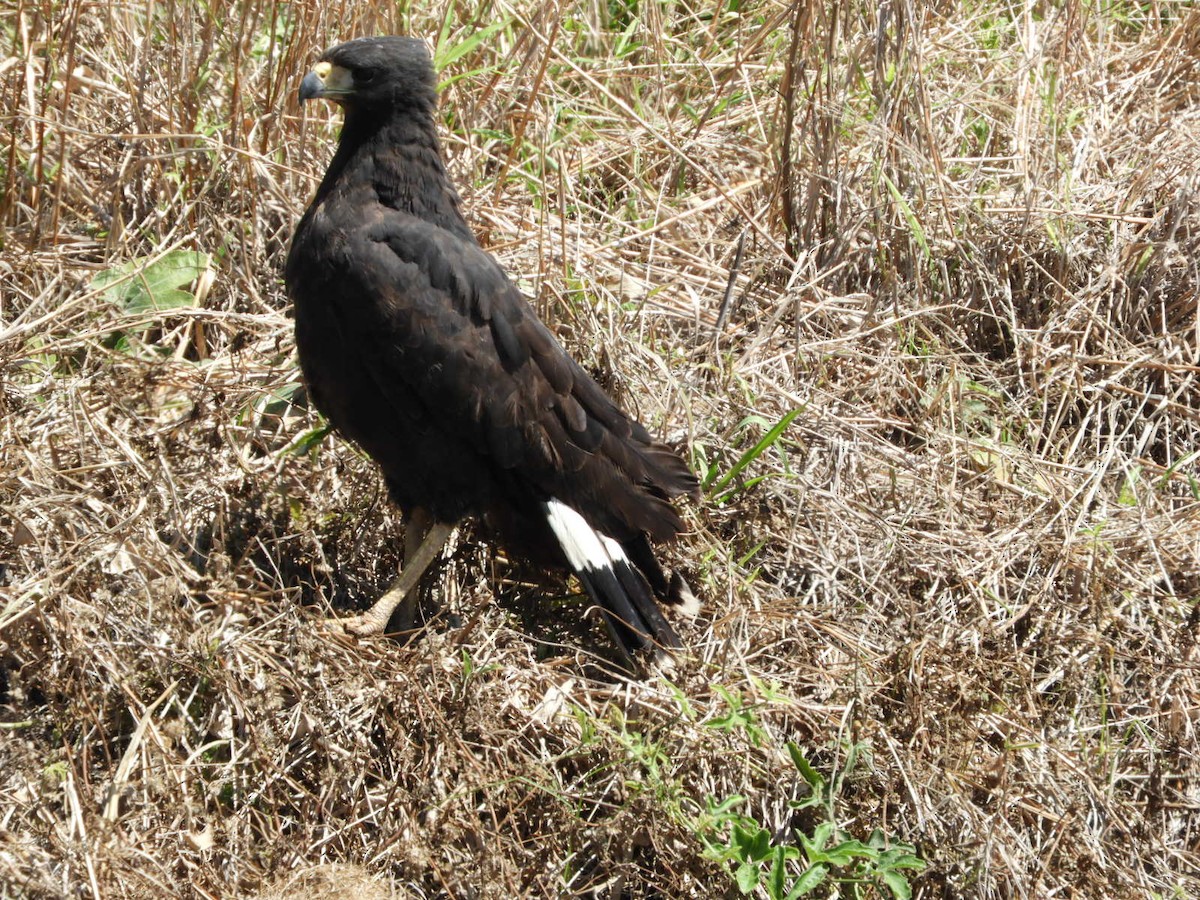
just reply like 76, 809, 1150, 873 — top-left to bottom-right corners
298, 36, 436, 113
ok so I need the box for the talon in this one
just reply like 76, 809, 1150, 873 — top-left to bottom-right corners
322, 613, 385, 637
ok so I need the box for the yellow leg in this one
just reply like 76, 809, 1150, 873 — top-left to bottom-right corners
330, 517, 454, 637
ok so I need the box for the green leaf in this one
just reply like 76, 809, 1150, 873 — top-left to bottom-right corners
287, 423, 334, 456
707, 408, 801, 498
767, 844, 800, 900
735, 860, 760, 894
802, 821, 835, 855
434, 19, 512, 74
841, 740, 865, 778
787, 863, 828, 898
1158, 449, 1200, 489
881, 171, 930, 261
257, 381, 306, 418
787, 742, 826, 793
707, 685, 764, 743
1118, 466, 1141, 507
878, 847, 927, 871
707, 794, 746, 819
731, 822, 772, 862
93, 250, 210, 317
881, 869, 914, 899
816, 837, 875, 866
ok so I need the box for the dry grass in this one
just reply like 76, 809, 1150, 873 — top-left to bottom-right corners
3, 0, 1200, 897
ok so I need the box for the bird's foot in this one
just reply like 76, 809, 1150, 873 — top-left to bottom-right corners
322, 612, 390, 637
321, 580, 418, 638
315, 521, 453, 641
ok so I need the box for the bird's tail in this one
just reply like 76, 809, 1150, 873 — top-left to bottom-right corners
543, 498, 689, 670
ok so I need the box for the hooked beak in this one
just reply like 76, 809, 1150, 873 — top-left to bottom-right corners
298, 60, 354, 103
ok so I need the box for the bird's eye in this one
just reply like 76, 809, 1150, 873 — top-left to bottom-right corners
357, 68, 377, 85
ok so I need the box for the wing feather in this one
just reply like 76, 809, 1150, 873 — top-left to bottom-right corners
338, 210, 693, 539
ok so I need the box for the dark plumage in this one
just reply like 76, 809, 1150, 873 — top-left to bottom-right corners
286, 36, 698, 668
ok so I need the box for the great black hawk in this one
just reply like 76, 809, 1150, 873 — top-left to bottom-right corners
286, 36, 698, 668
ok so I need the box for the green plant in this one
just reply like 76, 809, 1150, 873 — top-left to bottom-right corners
92, 250, 212, 353
707, 684, 769, 747
695, 742, 926, 899
702, 408, 802, 505
92, 250, 209, 315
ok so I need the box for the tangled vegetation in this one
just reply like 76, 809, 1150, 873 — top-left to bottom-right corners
3, 0, 1199, 897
